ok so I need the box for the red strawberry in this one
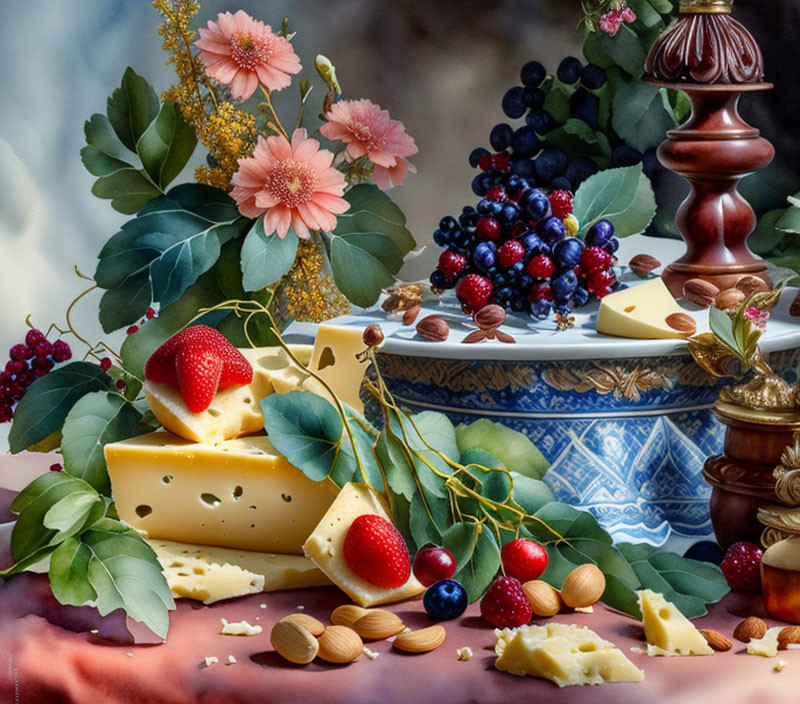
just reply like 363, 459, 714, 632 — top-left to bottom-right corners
144, 325, 253, 413
548, 190, 573, 220
343, 514, 411, 588
480, 576, 532, 628
456, 274, 493, 314
501, 539, 549, 583
721, 541, 763, 592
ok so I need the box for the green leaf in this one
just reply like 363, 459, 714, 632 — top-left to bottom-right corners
91, 168, 162, 215
709, 305, 739, 355
240, 218, 298, 291
573, 164, 656, 237
106, 67, 160, 153
453, 524, 501, 602
81, 114, 136, 177
136, 101, 197, 189
776, 202, 800, 234
455, 419, 549, 480
42, 491, 105, 540
341, 414, 385, 491
563, 118, 598, 144
750, 210, 789, 256
460, 448, 504, 469
375, 424, 417, 501
60, 391, 145, 495
9, 362, 114, 453
409, 492, 448, 550
394, 411, 457, 500
260, 390, 343, 483
49, 538, 97, 606
646, 0, 675, 12
442, 522, 477, 573
334, 211, 415, 257
326, 231, 400, 308
343, 184, 407, 226
612, 82, 675, 152
98, 270, 152, 332
599, 25, 646, 77
582, 31, 616, 69
510, 473, 555, 514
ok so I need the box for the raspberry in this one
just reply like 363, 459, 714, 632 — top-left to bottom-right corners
116, 379, 127, 391
32, 357, 54, 377
476, 217, 501, 242
34, 340, 53, 358
497, 240, 525, 268
456, 274, 493, 314
579, 246, 613, 275
25, 329, 46, 348
51, 340, 72, 363
99, 357, 112, 372
487, 187, 506, 202
0, 372, 11, 385
478, 154, 494, 171
438, 250, 467, 281
9, 344, 32, 362
587, 269, 616, 298
480, 576, 532, 628
146, 307, 156, 320
493, 152, 510, 172
5, 360, 24, 376
126, 325, 139, 336
343, 514, 411, 588
720, 541, 762, 592
50, 463, 63, 472
527, 254, 555, 279
548, 190, 573, 220
527, 283, 553, 302
0, 404, 13, 423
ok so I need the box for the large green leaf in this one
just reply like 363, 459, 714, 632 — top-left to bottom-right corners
326, 231, 398, 308
343, 183, 408, 227
137, 101, 197, 189
455, 419, 549, 480
9, 363, 114, 453
98, 270, 152, 333
612, 82, 676, 152
91, 168, 162, 215
60, 391, 145, 495
106, 67, 160, 153
453, 524, 501, 602
81, 113, 136, 177
599, 25, 647, 77
240, 218, 298, 291
49, 538, 97, 606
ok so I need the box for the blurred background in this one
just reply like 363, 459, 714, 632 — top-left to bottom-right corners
0, 0, 797, 448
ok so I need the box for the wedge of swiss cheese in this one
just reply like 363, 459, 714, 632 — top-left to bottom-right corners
596, 278, 688, 339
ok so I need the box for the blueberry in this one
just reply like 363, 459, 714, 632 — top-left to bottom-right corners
490, 201, 505, 218
501, 203, 520, 223
538, 216, 567, 245
502, 86, 528, 119
512, 297, 527, 312
530, 300, 552, 320
585, 219, 615, 247
557, 56, 582, 84
522, 233, 547, 256
511, 126, 540, 158
580, 64, 607, 90
605, 236, 619, 254
432, 228, 448, 247
550, 176, 573, 192
494, 272, 508, 287
459, 207, 479, 229
612, 144, 643, 167
495, 286, 515, 307
520, 188, 551, 221
423, 579, 468, 620
473, 241, 497, 271
552, 269, 579, 300
614, 282, 628, 292
572, 285, 590, 307
508, 261, 526, 281
471, 173, 491, 197
510, 158, 536, 178
520, 60, 547, 87
469, 147, 490, 168
439, 216, 458, 232
569, 88, 599, 129
565, 157, 600, 186
534, 147, 569, 182
430, 269, 449, 289
683, 541, 725, 566
526, 109, 555, 134
524, 87, 545, 111
507, 177, 530, 197
642, 147, 662, 177
489, 123, 514, 151
553, 237, 585, 268
519, 273, 534, 290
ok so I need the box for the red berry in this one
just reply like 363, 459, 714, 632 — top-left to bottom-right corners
527, 283, 553, 302
51, 340, 72, 363
413, 546, 457, 587
527, 254, 555, 279
720, 541, 762, 592
100, 357, 112, 372
146, 307, 156, 320
548, 190, 573, 220
480, 576, 532, 628
9, 344, 32, 361
50, 463, 63, 472
511, 222, 529, 238
25, 329, 46, 348
497, 240, 525, 268
456, 274, 493, 314
32, 357, 54, 377
579, 246, 613, 275
0, 405, 12, 423
587, 269, 616, 298
493, 152, 510, 172
116, 379, 127, 391
126, 325, 139, 336
476, 217, 501, 242
34, 340, 53, 358
343, 514, 411, 588
487, 187, 506, 202
478, 154, 494, 171
0, 372, 11, 385
9, 383, 25, 400
5, 360, 24, 376
438, 250, 467, 281
501, 539, 549, 583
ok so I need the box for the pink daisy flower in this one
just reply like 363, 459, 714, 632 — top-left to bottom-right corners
195, 10, 301, 101
230, 128, 349, 239
320, 99, 418, 190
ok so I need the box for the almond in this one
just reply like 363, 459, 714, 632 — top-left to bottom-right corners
317, 625, 363, 663
270, 619, 319, 664
393, 625, 447, 653
474, 304, 505, 330
560, 564, 606, 609
665, 312, 697, 337
700, 629, 732, 652
331, 604, 370, 628
402, 305, 421, 326
735, 275, 770, 297
279, 613, 325, 637
714, 288, 745, 311
733, 616, 768, 643
778, 625, 800, 650
629, 253, 661, 278
683, 278, 720, 307
416, 315, 450, 342
352, 610, 406, 640
523, 580, 563, 617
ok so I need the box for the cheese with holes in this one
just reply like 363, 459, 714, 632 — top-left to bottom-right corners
494, 623, 644, 687
143, 344, 315, 444
148, 538, 332, 603
309, 325, 368, 413
637, 589, 713, 656
302, 482, 424, 606
105, 431, 338, 553
596, 278, 686, 340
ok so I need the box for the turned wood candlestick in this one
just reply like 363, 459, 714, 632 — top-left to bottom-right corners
643, 0, 774, 298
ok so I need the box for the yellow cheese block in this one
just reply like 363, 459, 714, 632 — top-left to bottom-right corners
494, 623, 644, 687
309, 325, 368, 413
143, 344, 315, 445
105, 431, 339, 553
596, 278, 687, 340
637, 589, 713, 656
302, 482, 424, 607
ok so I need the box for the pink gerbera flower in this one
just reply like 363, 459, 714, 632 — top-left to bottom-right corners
230, 129, 349, 239
195, 10, 301, 101
320, 99, 418, 190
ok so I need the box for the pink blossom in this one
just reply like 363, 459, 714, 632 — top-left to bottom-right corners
620, 5, 637, 23
744, 306, 769, 330
195, 10, 301, 101
599, 9, 622, 34
320, 99, 418, 190
230, 129, 349, 239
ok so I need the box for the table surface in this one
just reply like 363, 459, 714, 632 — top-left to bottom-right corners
2, 453, 800, 704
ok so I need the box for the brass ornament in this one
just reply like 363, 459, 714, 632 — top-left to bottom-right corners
541, 362, 670, 402
679, 0, 732, 13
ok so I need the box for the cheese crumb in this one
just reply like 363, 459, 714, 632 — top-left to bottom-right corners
90, 629, 99, 635
574, 605, 594, 614
226, 654, 237, 665
125, 652, 134, 658
220, 618, 262, 636
259, 603, 267, 609
457, 647, 473, 661
775, 660, 788, 672
297, 605, 305, 611
204, 656, 219, 668
363, 646, 380, 660
747, 627, 782, 657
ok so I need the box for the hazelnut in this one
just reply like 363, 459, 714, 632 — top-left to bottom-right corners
416, 315, 450, 342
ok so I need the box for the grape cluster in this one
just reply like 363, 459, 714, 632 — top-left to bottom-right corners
0, 329, 72, 422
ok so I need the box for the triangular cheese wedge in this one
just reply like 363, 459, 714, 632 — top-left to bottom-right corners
638, 589, 713, 656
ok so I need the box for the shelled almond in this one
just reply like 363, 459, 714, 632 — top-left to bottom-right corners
523, 580, 563, 617
683, 279, 719, 307
629, 254, 661, 278
352, 610, 406, 640
280, 613, 326, 637
271, 619, 320, 664
317, 625, 364, 663
778, 625, 800, 650
394, 625, 447, 653
560, 564, 606, 609
665, 312, 697, 337
331, 604, 371, 628
700, 629, 732, 651
733, 616, 767, 643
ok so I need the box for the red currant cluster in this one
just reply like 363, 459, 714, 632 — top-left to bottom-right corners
0, 329, 72, 422
127, 307, 157, 336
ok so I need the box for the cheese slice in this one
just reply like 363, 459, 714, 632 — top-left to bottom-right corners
143, 344, 315, 445
105, 431, 339, 553
637, 589, 713, 656
747, 626, 782, 657
302, 482, 424, 607
309, 325, 368, 413
154, 552, 264, 604
494, 623, 644, 687
596, 278, 687, 339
